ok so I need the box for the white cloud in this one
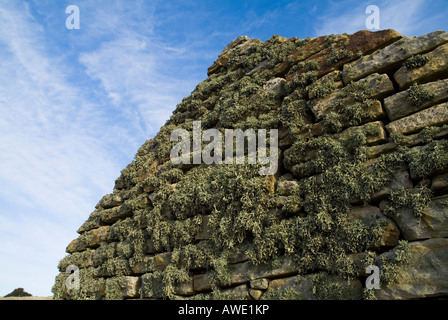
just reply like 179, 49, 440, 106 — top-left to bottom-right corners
0, 0, 205, 297
314, 0, 428, 37
0, 1, 140, 296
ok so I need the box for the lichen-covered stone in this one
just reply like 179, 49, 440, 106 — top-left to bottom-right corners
342, 30, 448, 84
384, 78, 448, 121
385, 102, 448, 134
394, 43, 448, 89
54, 29, 448, 301
388, 195, 448, 240
374, 238, 448, 299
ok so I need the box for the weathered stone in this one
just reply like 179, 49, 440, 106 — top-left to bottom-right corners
208, 36, 250, 75
347, 205, 400, 248
263, 77, 287, 95
394, 43, 448, 89
101, 203, 133, 224
195, 215, 211, 240
384, 78, 448, 121
375, 238, 448, 299
385, 102, 448, 134
246, 59, 269, 76
307, 70, 343, 100
130, 256, 154, 274
193, 256, 298, 292
310, 73, 393, 120
97, 193, 122, 209
265, 275, 314, 300
277, 180, 298, 196
367, 142, 397, 158
66, 226, 110, 253
220, 284, 250, 300
250, 278, 270, 290
432, 173, 448, 194
153, 252, 171, 271
175, 276, 194, 296
337, 121, 388, 146
77, 209, 103, 234
249, 289, 264, 300
389, 194, 448, 241
370, 171, 413, 202
287, 30, 402, 82
342, 31, 448, 84
122, 276, 141, 298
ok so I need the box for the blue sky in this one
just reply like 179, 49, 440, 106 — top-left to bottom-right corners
0, 0, 446, 297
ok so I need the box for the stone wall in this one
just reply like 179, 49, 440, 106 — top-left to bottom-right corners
53, 29, 448, 300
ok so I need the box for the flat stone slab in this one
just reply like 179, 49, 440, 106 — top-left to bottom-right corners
342, 31, 448, 84
390, 194, 448, 241
385, 102, 448, 134
310, 73, 394, 120
374, 238, 448, 299
384, 78, 448, 121
394, 43, 448, 89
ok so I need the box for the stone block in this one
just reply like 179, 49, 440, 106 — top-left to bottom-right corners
385, 102, 448, 134
66, 226, 110, 253
342, 31, 448, 84
347, 205, 400, 248
153, 252, 172, 271
310, 73, 393, 121
431, 173, 448, 194
122, 276, 141, 298
101, 203, 133, 224
250, 278, 270, 290
375, 238, 448, 299
394, 43, 448, 89
263, 77, 287, 95
389, 194, 448, 241
385, 78, 448, 121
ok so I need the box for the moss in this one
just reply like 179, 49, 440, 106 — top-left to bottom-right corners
384, 187, 432, 218
407, 139, 448, 179
140, 272, 165, 299
378, 240, 411, 285
261, 287, 303, 300
404, 54, 430, 69
404, 83, 435, 106
326, 45, 353, 66
311, 272, 361, 300
308, 77, 335, 99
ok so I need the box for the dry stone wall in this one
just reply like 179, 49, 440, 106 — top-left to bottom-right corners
53, 29, 448, 300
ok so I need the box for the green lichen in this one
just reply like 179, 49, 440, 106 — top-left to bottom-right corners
384, 187, 432, 218
404, 83, 435, 106
326, 45, 354, 66
404, 54, 430, 69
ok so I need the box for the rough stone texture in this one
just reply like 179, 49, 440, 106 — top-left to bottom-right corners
385, 102, 448, 134
310, 73, 394, 120
54, 29, 448, 301
66, 226, 110, 253
347, 205, 400, 248
375, 238, 448, 299
389, 194, 448, 241
286, 29, 403, 82
394, 43, 448, 89
208, 36, 250, 76
122, 276, 141, 298
384, 78, 448, 121
432, 173, 448, 194
265, 275, 314, 300
342, 30, 448, 84
263, 77, 287, 95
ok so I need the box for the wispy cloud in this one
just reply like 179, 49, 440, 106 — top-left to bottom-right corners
0, 0, 208, 296
0, 1, 145, 296
314, 0, 433, 37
